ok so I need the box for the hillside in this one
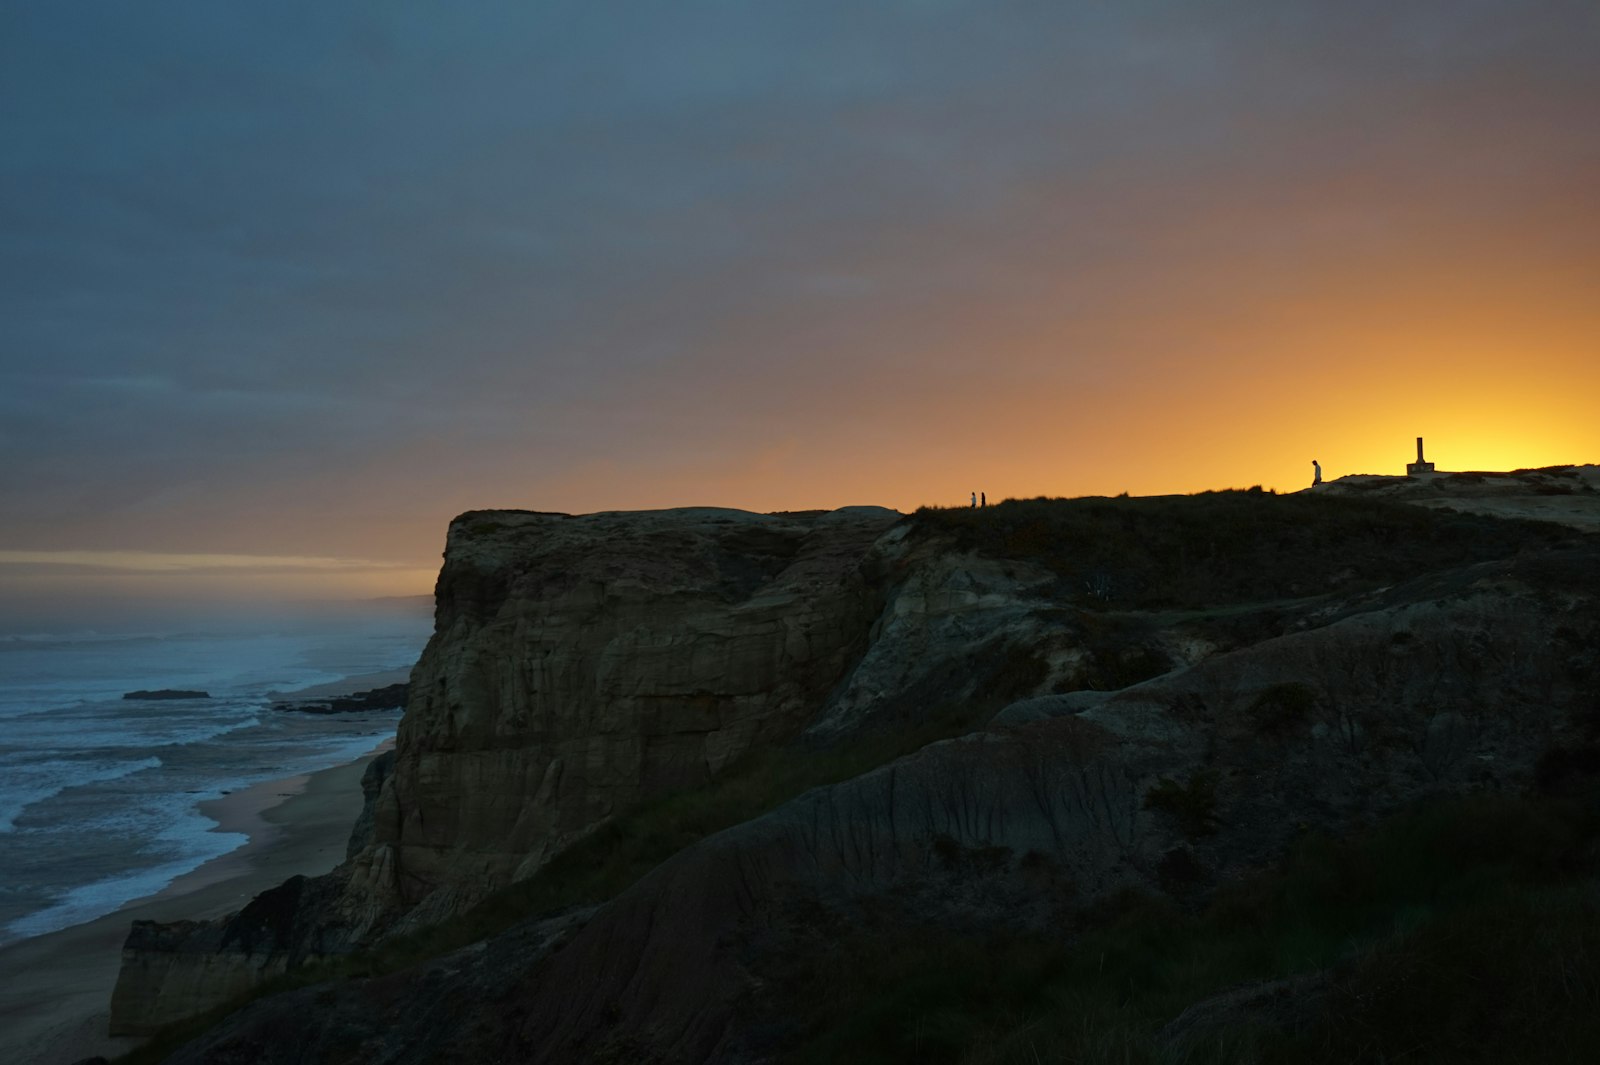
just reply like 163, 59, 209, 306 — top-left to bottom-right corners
112, 477, 1600, 1063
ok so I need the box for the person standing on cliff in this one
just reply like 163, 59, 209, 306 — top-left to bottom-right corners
1312, 460, 1322, 487
971, 492, 976, 507
981, 491, 986, 507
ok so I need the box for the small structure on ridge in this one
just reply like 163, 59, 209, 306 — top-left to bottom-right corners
1407, 437, 1436, 477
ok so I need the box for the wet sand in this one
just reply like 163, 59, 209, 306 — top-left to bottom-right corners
0, 684, 402, 1065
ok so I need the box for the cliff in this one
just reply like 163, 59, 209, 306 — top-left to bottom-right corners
113, 504, 906, 1032
113, 485, 1600, 1057
365, 506, 900, 918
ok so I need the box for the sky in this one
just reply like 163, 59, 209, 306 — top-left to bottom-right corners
3, 1, 1598, 606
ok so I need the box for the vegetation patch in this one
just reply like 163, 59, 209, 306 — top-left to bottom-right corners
1143, 770, 1221, 838
914, 491, 1578, 610
870, 641, 1049, 730
1536, 743, 1600, 801
1049, 612, 1172, 692
987, 644, 1051, 702
1245, 682, 1318, 736
770, 793, 1600, 1065
929, 834, 1013, 874
1156, 846, 1207, 893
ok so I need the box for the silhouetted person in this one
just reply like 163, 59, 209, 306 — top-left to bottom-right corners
1312, 460, 1322, 487
970, 492, 976, 507
981, 491, 987, 507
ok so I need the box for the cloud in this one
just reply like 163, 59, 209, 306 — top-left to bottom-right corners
1, 1, 1598, 581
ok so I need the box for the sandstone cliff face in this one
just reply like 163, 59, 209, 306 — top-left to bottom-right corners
350, 506, 903, 923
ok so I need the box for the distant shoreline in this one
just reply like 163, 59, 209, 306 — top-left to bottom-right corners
0, 668, 408, 1065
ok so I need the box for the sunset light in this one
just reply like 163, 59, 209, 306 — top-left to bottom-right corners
3, 7, 1599, 1061
1, 3, 1595, 600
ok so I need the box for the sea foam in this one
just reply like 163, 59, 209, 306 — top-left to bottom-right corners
0, 604, 429, 946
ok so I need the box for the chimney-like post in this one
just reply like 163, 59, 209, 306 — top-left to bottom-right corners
1407, 436, 1435, 476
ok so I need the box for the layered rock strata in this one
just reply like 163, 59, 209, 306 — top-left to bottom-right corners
355, 506, 904, 919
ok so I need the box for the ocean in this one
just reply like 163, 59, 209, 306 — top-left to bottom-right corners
0, 601, 433, 947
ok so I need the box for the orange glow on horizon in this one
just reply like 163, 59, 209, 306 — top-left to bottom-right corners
6, 129, 1596, 594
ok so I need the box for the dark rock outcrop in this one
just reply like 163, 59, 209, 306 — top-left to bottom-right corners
110, 873, 353, 1036
345, 749, 396, 860
121, 689, 209, 700
271, 683, 408, 715
141, 911, 589, 1064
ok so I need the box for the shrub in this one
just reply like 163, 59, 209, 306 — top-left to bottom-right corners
772, 794, 1600, 1065
1534, 744, 1600, 797
912, 492, 1577, 610
1143, 771, 1221, 838
1157, 847, 1207, 892
1246, 682, 1318, 736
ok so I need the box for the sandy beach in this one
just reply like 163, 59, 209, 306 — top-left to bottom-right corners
0, 674, 406, 1065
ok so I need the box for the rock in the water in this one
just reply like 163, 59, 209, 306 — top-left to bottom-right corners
121, 689, 209, 700
271, 683, 408, 715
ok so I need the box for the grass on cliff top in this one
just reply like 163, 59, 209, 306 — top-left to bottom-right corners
916, 489, 1580, 609
775, 792, 1600, 1065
